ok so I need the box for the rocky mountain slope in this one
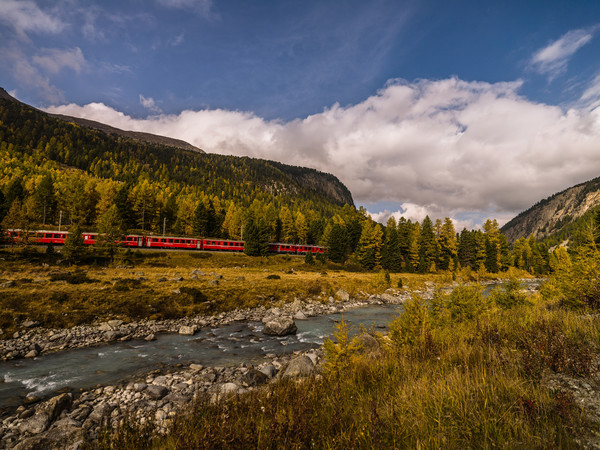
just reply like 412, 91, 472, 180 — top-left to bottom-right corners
501, 176, 600, 243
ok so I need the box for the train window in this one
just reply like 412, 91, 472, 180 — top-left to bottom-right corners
54, 234, 61, 239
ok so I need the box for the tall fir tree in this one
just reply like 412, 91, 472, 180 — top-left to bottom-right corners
357, 220, 384, 270
381, 217, 402, 272
418, 216, 438, 273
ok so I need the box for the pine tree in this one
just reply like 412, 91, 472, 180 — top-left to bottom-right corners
63, 223, 87, 264
327, 223, 348, 263
244, 218, 270, 256
438, 217, 458, 271
96, 205, 125, 262
381, 217, 402, 272
418, 216, 438, 273
357, 220, 384, 270
407, 221, 420, 272
34, 174, 56, 225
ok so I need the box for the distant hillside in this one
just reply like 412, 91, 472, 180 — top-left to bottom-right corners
0, 88, 203, 153
501, 177, 600, 243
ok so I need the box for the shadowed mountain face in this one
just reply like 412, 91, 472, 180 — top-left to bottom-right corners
501, 176, 600, 243
0, 88, 203, 154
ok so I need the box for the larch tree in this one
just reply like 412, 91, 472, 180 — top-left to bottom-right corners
357, 220, 384, 270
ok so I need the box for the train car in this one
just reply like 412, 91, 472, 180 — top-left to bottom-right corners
202, 239, 245, 252
268, 243, 298, 254
145, 236, 202, 250
295, 245, 325, 254
7, 229, 68, 245
121, 235, 146, 247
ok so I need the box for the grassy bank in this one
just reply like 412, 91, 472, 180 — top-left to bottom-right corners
98, 280, 599, 449
0, 246, 520, 336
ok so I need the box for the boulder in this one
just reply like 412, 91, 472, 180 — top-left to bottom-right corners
259, 364, 277, 378
146, 384, 169, 400
179, 325, 198, 336
354, 332, 382, 358
42, 393, 72, 421
282, 355, 314, 378
263, 317, 297, 336
88, 403, 114, 423
336, 289, 350, 301
19, 413, 50, 434
242, 369, 270, 387
293, 311, 307, 320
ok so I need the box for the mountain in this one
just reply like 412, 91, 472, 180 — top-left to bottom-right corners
0, 88, 203, 153
0, 89, 354, 240
500, 176, 600, 243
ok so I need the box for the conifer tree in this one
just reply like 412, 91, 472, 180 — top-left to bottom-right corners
280, 207, 296, 243
244, 218, 270, 256
327, 223, 348, 263
97, 204, 125, 262
407, 221, 420, 272
438, 217, 457, 271
381, 217, 402, 272
34, 174, 56, 225
63, 223, 86, 264
418, 216, 438, 273
295, 211, 308, 244
357, 220, 384, 270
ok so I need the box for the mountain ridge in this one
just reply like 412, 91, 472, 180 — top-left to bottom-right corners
0, 87, 204, 154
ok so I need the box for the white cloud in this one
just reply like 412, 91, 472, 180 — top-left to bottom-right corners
530, 28, 595, 79
0, 0, 64, 38
45, 77, 600, 227
32, 47, 87, 74
139, 95, 162, 113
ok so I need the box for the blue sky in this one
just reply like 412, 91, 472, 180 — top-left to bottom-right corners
2, 0, 600, 228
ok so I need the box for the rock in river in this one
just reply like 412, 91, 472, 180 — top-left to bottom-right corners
263, 316, 297, 336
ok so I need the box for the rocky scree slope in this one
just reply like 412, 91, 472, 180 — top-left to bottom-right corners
501, 176, 600, 243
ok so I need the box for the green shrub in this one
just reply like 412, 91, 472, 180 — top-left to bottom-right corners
490, 278, 529, 309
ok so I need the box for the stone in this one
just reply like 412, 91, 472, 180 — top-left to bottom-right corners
24, 350, 38, 358
153, 376, 168, 386
88, 403, 114, 422
179, 325, 198, 336
155, 410, 168, 421
133, 383, 147, 392
189, 363, 204, 371
170, 277, 184, 282
293, 311, 307, 320
259, 364, 277, 378
104, 330, 122, 341
282, 355, 314, 378
22, 320, 38, 328
242, 369, 270, 387
146, 385, 168, 400
157, 277, 167, 282
191, 269, 206, 276
70, 406, 91, 422
0, 280, 15, 288
43, 393, 72, 421
144, 334, 156, 341
19, 413, 50, 434
354, 332, 382, 358
336, 289, 350, 301
107, 319, 123, 328
208, 279, 219, 286
263, 316, 297, 336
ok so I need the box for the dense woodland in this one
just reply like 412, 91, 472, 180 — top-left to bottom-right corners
0, 97, 555, 274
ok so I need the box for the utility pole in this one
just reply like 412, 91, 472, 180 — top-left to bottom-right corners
58, 210, 63, 231
163, 216, 166, 236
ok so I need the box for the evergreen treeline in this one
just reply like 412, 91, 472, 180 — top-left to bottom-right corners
322, 212, 550, 275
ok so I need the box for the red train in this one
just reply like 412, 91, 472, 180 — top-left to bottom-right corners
5, 230, 326, 255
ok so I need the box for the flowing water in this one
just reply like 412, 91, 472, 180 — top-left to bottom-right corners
0, 304, 402, 409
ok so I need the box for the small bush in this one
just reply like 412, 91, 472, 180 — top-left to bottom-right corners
304, 252, 315, 265
489, 278, 529, 309
306, 281, 322, 296
266, 274, 281, 280
49, 271, 95, 284
397, 278, 403, 288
